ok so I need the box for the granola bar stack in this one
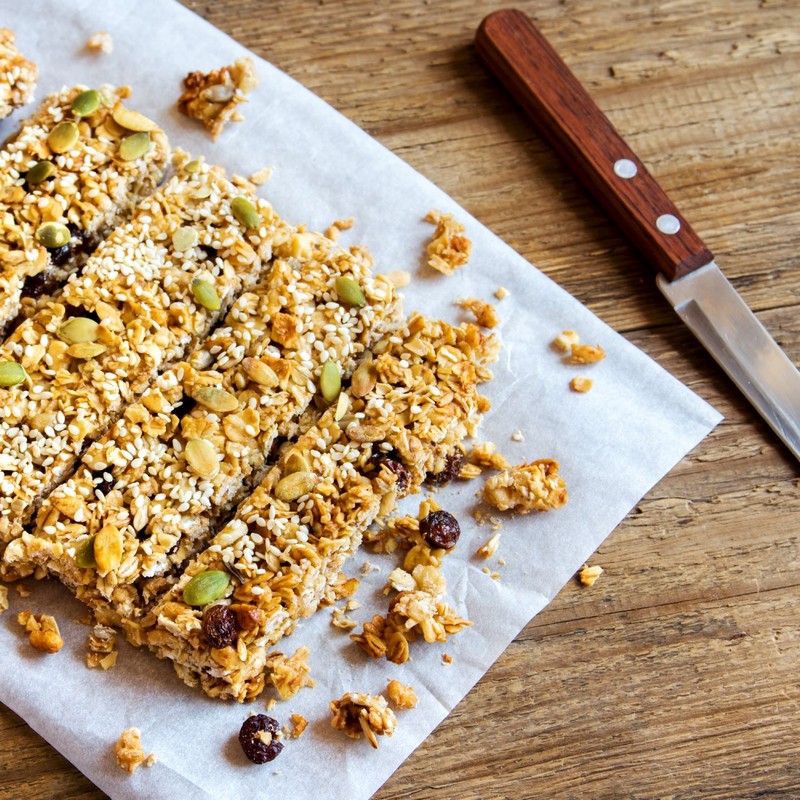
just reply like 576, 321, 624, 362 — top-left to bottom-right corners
0, 29, 37, 120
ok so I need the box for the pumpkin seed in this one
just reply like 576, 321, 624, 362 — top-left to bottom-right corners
75, 535, 98, 568
351, 358, 376, 398
241, 357, 278, 388
193, 386, 239, 413
48, 121, 80, 153
0, 361, 26, 388
230, 196, 262, 229
191, 277, 221, 311
284, 451, 310, 476
94, 523, 123, 573
36, 221, 71, 249
182, 569, 230, 607
172, 226, 199, 252
184, 158, 202, 174
275, 470, 318, 502
71, 89, 100, 117
66, 341, 107, 359
185, 438, 219, 479
112, 105, 157, 132
119, 131, 151, 161
25, 160, 55, 185
334, 391, 350, 421
319, 359, 341, 403
334, 275, 366, 308
57, 316, 99, 345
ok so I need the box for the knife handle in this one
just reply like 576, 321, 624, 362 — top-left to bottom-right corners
475, 9, 713, 281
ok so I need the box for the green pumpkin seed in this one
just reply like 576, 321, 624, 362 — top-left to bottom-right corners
319, 359, 341, 403
275, 470, 318, 502
48, 121, 80, 153
230, 196, 262, 229
57, 316, 99, 345
351, 357, 376, 398
185, 438, 220, 479
119, 131, 151, 161
191, 278, 221, 311
25, 161, 55, 185
334, 275, 366, 308
36, 222, 71, 249
284, 451, 310, 476
0, 361, 26, 388
75, 535, 98, 569
193, 386, 239, 413
112, 105, 157, 132
172, 226, 198, 252
71, 89, 100, 117
184, 158, 202, 174
182, 570, 230, 607
66, 341, 107, 360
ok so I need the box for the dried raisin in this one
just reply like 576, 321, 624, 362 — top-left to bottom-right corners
202, 604, 239, 649
371, 453, 411, 496
425, 451, 464, 486
239, 714, 284, 764
419, 510, 461, 550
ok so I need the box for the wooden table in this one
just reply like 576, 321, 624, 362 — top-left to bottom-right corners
2, 1, 798, 797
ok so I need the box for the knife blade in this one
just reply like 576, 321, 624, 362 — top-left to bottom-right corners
475, 9, 800, 461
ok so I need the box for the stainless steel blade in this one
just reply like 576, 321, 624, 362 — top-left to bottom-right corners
657, 262, 800, 460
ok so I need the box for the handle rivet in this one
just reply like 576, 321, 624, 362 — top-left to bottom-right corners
656, 214, 681, 235
613, 158, 637, 179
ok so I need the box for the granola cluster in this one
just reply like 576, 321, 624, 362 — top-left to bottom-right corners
425, 209, 472, 275
266, 646, 315, 700
329, 692, 397, 748
483, 459, 568, 514
16, 609, 63, 653
114, 727, 155, 774
0, 29, 36, 120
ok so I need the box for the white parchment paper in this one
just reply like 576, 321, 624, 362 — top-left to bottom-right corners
0, 2, 722, 798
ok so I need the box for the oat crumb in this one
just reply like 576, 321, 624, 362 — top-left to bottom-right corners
570, 376, 594, 393
568, 343, 605, 365
458, 462, 482, 480
86, 31, 114, 54
17, 610, 63, 654
360, 560, 379, 576
0, 585, 8, 614
384, 270, 411, 289
511, 430, 524, 442
14, 583, 31, 598
331, 606, 358, 630
476, 533, 501, 560
483, 459, 567, 514
578, 564, 604, 587
494, 286, 509, 300
457, 297, 499, 329
266, 646, 315, 700
249, 166, 273, 185
386, 680, 418, 709
86, 624, 118, 670
114, 728, 155, 774
424, 209, 472, 275
469, 441, 510, 471
553, 329, 580, 352
442, 653, 453, 664
286, 714, 308, 738
266, 698, 277, 711
325, 217, 355, 240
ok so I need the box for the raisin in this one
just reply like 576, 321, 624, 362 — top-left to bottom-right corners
199, 244, 218, 261
238, 714, 284, 764
202, 603, 239, 649
419, 510, 461, 550
93, 473, 116, 497
48, 242, 72, 266
21, 273, 58, 300
371, 452, 411, 496
425, 451, 464, 486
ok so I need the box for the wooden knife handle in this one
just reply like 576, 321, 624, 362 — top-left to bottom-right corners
475, 8, 713, 281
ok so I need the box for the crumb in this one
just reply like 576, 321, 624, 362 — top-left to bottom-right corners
286, 714, 308, 739
330, 692, 397, 748
385, 567, 417, 593
114, 728, 155, 774
177, 56, 259, 140
498, 558, 506, 567
16, 610, 63, 654
385, 269, 411, 288
458, 462, 482, 480
494, 286, 509, 300
424, 209, 472, 275
570, 376, 594, 393
266, 646, 315, 700
331, 607, 358, 630
14, 583, 31, 598
86, 31, 113, 54
567, 343, 605, 365
325, 217, 355, 240
553, 330, 580, 353
457, 297, 499, 329
86, 624, 118, 670
266, 698, 277, 711
476, 533, 501, 560
442, 653, 453, 664
483, 460, 567, 514
511, 430, 524, 442
77, 613, 95, 626
360, 560, 380, 576
0, 585, 8, 614
345, 599, 362, 612
330, 572, 360, 600
249, 166, 273, 185
386, 680, 418, 709
578, 564, 604, 587
469, 441, 510, 471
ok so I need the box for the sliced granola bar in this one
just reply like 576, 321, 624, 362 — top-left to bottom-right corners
8, 235, 401, 619
0, 162, 283, 552
143, 313, 497, 700
0, 85, 170, 331
0, 29, 37, 120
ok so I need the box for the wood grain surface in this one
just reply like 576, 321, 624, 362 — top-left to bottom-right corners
2, 1, 798, 798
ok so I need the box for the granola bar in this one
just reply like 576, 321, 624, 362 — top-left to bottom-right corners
0, 29, 36, 120
0, 85, 170, 331
7, 233, 401, 619
143, 313, 497, 700
0, 161, 282, 552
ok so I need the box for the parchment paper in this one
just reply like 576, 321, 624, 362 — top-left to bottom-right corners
0, 2, 722, 798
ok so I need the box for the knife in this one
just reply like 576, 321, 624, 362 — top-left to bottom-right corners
475, 9, 800, 461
